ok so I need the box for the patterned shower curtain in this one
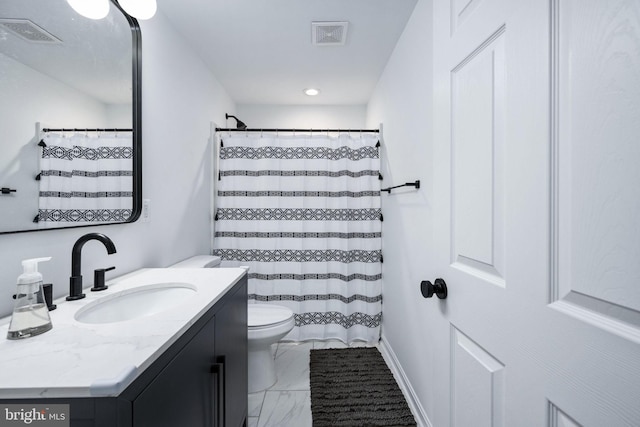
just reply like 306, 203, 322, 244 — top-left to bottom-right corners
37, 132, 133, 225
213, 132, 382, 343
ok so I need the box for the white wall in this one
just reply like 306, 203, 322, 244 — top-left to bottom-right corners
236, 104, 367, 129
0, 11, 234, 318
366, 0, 436, 424
0, 53, 112, 231
106, 104, 134, 127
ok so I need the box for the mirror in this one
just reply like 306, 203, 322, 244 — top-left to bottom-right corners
0, 0, 141, 234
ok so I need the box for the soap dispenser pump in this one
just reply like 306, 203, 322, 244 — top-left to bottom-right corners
7, 257, 53, 340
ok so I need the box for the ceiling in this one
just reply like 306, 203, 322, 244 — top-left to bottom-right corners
0, 0, 132, 105
156, 0, 418, 106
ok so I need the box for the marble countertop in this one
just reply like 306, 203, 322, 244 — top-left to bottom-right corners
0, 267, 246, 399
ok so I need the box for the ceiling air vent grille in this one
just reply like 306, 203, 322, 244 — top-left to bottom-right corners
312, 21, 349, 46
0, 19, 61, 44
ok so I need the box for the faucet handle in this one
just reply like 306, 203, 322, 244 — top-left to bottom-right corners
91, 266, 116, 292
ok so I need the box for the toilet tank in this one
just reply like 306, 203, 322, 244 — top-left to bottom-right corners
170, 255, 221, 268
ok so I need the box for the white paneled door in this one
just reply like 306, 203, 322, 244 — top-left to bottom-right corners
432, 0, 640, 426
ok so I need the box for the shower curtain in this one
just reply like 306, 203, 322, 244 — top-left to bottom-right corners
37, 132, 133, 225
213, 132, 382, 343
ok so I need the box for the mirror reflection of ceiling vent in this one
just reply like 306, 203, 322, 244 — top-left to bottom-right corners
0, 19, 62, 44
312, 21, 349, 46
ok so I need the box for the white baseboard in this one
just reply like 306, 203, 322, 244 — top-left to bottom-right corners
378, 335, 433, 427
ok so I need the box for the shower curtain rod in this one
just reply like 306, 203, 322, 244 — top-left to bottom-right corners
215, 127, 379, 133
42, 128, 132, 132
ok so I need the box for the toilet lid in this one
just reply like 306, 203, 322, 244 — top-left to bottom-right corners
248, 304, 293, 327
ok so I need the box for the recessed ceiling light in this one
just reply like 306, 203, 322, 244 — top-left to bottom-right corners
304, 88, 320, 96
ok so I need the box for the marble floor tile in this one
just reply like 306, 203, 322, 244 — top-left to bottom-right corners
275, 341, 312, 358
248, 339, 382, 426
271, 342, 312, 391
257, 390, 312, 427
248, 391, 265, 417
313, 340, 348, 349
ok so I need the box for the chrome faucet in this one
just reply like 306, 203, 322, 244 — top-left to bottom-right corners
67, 233, 117, 301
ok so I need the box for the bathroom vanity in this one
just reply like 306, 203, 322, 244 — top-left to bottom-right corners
0, 268, 248, 427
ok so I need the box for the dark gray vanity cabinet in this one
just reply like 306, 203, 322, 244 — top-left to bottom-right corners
125, 275, 248, 427
212, 279, 249, 427
1, 275, 247, 427
129, 313, 217, 426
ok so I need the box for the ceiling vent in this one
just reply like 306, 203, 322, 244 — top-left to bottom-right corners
312, 21, 349, 46
0, 19, 61, 44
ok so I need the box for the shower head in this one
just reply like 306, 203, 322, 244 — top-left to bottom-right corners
225, 114, 247, 130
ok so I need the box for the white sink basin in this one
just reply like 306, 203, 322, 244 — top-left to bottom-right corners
74, 283, 197, 324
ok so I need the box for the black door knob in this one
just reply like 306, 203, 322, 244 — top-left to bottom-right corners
420, 278, 448, 299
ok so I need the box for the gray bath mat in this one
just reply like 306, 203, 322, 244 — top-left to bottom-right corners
309, 347, 416, 426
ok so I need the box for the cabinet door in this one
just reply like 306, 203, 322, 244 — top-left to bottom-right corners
132, 317, 215, 427
215, 280, 248, 427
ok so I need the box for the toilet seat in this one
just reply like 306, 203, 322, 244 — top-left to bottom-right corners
167, 256, 295, 393
248, 304, 294, 329
247, 304, 295, 392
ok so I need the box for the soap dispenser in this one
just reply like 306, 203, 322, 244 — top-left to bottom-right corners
7, 257, 53, 340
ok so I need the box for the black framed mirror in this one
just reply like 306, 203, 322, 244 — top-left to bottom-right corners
0, 0, 141, 234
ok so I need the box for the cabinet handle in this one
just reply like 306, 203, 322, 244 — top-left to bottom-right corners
211, 356, 226, 427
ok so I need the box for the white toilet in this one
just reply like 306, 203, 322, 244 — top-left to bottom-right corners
170, 256, 295, 393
